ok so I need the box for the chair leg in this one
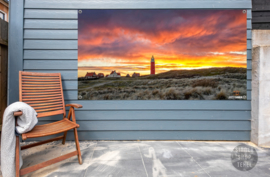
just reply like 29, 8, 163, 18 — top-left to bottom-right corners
16, 136, 20, 177
62, 131, 68, 145
73, 128, 82, 164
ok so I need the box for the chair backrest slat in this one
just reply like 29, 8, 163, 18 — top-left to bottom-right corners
19, 71, 66, 118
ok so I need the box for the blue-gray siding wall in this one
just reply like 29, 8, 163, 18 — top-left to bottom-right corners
8, 0, 252, 140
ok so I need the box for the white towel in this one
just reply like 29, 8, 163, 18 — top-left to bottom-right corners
1, 102, 38, 177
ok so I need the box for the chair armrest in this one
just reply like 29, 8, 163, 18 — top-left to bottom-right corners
65, 104, 82, 123
14, 111, 23, 117
65, 104, 83, 108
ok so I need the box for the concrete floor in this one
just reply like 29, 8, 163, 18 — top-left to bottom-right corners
1, 141, 270, 177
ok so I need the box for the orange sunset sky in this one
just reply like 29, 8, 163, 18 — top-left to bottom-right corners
78, 9, 247, 77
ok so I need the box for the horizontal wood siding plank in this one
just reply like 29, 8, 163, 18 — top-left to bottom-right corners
252, 23, 270, 29
74, 131, 250, 140
24, 50, 77, 59
252, 11, 270, 18
41, 110, 251, 121
24, 30, 78, 39
62, 81, 77, 90
23, 70, 77, 80
28, 131, 250, 141
24, 60, 77, 69
24, 9, 78, 19
38, 120, 251, 131
252, 11, 270, 29
252, 1, 270, 11
64, 90, 77, 100
65, 100, 251, 110
24, 19, 77, 29
24, 0, 252, 9
252, 17, 270, 23
24, 18, 248, 31
24, 40, 78, 49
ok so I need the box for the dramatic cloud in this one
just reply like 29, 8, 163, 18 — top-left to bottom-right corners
78, 9, 247, 77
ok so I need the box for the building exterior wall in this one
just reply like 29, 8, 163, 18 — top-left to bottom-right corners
0, 0, 8, 22
251, 30, 270, 147
108, 72, 120, 78
8, 0, 252, 140
252, 0, 270, 29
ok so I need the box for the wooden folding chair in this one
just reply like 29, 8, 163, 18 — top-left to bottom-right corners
14, 71, 82, 177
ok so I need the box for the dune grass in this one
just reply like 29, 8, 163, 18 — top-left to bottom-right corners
78, 67, 247, 100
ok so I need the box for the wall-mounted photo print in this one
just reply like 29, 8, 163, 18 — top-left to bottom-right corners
78, 9, 247, 100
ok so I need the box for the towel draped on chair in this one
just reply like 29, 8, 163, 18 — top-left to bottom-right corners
1, 102, 38, 177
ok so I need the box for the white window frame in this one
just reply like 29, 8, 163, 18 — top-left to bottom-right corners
0, 10, 7, 21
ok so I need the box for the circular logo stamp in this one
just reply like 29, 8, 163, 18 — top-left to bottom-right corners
243, 10, 247, 14
78, 10, 82, 14
78, 95, 82, 99
231, 144, 258, 171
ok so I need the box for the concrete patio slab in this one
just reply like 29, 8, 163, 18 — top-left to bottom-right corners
85, 160, 147, 177
92, 141, 141, 161
0, 141, 269, 177
177, 142, 258, 177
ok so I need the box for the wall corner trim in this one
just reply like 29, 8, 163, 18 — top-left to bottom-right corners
8, 0, 24, 105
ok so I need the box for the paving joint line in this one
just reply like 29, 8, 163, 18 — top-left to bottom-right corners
83, 142, 98, 177
137, 143, 149, 177
175, 141, 212, 177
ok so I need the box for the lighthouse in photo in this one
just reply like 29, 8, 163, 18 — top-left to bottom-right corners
151, 55, 155, 75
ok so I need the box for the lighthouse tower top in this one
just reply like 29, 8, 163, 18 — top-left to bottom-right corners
151, 55, 155, 62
